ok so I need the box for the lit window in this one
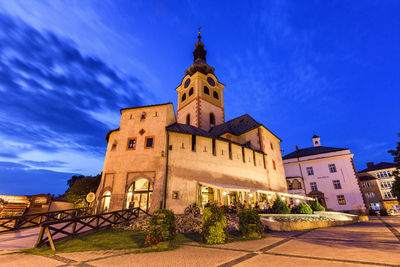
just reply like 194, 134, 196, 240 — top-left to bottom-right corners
213, 91, 219, 99
333, 180, 341, 189
181, 93, 186, 102
310, 182, 318, 191
365, 192, 375, 198
307, 167, 314, 175
145, 137, 154, 148
337, 195, 346, 205
362, 182, 371, 188
204, 86, 210, 95
384, 191, 394, 199
127, 138, 136, 149
329, 164, 337, 173
189, 87, 193, 96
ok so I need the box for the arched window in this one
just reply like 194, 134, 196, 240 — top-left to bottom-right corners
101, 191, 111, 212
210, 113, 215, 126
204, 86, 210, 95
213, 91, 219, 99
292, 179, 302, 190
186, 114, 190, 125
189, 87, 194, 96
126, 178, 153, 211
181, 93, 186, 102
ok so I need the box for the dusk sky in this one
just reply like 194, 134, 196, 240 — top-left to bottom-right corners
0, 1, 399, 195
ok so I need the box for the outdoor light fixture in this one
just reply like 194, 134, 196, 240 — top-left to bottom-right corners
249, 193, 253, 198
296, 199, 300, 203
282, 197, 286, 200
267, 195, 271, 199
223, 191, 227, 196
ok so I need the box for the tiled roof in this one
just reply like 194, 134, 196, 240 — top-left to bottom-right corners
209, 114, 261, 136
166, 123, 265, 154
282, 146, 348, 160
358, 175, 377, 181
358, 162, 397, 173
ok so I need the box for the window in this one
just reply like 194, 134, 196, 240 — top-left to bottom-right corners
189, 87, 193, 96
365, 192, 375, 198
126, 178, 153, 211
127, 138, 137, 149
229, 143, 232, 160
287, 181, 293, 190
242, 147, 245, 163
253, 151, 256, 166
111, 142, 117, 151
270, 142, 273, 150
272, 160, 276, 170
292, 179, 302, 189
145, 136, 154, 148
310, 182, 318, 191
213, 91, 219, 99
377, 171, 391, 178
141, 112, 146, 120
329, 164, 337, 173
212, 139, 216, 156
181, 93, 186, 102
204, 86, 210, 95
210, 113, 215, 126
381, 181, 394, 189
384, 191, 394, 199
306, 167, 314, 175
333, 180, 341, 189
191, 135, 196, 151
362, 182, 371, 188
337, 195, 346, 205
186, 114, 190, 125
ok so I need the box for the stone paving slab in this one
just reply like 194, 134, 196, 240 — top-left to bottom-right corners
0, 253, 62, 267
235, 253, 380, 267
88, 245, 247, 267
211, 236, 284, 252
269, 238, 400, 265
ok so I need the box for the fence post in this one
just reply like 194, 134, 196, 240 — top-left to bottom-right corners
45, 226, 56, 251
34, 225, 45, 248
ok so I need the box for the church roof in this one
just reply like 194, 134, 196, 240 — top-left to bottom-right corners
358, 162, 396, 173
166, 123, 265, 154
282, 146, 348, 160
209, 114, 261, 136
184, 30, 215, 76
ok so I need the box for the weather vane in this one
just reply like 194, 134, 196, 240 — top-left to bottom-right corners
198, 26, 202, 40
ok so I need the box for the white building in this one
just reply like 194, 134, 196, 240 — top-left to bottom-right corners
283, 135, 366, 213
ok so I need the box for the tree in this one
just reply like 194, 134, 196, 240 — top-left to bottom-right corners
63, 174, 101, 208
388, 133, 400, 202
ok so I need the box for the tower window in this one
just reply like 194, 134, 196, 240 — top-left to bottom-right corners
272, 160, 276, 170
192, 135, 196, 151
189, 87, 194, 96
204, 86, 210, 95
186, 114, 190, 125
145, 136, 154, 149
181, 93, 186, 102
184, 78, 191, 88
207, 77, 215, 86
210, 113, 215, 126
127, 138, 137, 149
213, 91, 219, 99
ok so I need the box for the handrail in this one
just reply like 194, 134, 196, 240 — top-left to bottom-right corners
35, 208, 149, 251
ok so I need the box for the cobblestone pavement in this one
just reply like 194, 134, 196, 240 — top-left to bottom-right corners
0, 216, 399, 267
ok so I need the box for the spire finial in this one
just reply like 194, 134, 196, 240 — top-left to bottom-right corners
198, 26, 202, 41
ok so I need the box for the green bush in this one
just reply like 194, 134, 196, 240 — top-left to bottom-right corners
145, 209, 176, 246
296, 202, 313, 214
310, 201, 325, 212
202, 204, 227, 244
238, 209, 264, 238
271, 197, 290, 214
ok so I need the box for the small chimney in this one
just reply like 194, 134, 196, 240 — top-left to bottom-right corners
312, 134, 321, 147
367, 162, 374, 168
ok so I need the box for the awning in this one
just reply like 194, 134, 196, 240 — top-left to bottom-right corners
199, 181, 251, 192
278, 192, 314, 201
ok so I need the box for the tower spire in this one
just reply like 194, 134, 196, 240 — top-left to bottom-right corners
185, 28, 215, 76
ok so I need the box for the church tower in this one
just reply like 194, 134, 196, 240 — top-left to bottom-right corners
176, 30, 225, 131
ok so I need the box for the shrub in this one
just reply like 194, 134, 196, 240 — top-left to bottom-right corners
202, 204, 227, 244
296, 202, 313, 214
311, 201, 325, 212
145, 209, 176, 247
238, 209, 264, 238
271, 197, 290, 214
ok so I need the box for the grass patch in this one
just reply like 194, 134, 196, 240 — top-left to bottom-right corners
22, 229, 265, 256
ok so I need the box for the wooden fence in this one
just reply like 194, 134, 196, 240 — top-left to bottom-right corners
0, 208, 90, 232
35, 208, 149, 251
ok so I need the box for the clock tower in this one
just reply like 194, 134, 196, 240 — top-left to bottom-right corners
176, 30, 225, 131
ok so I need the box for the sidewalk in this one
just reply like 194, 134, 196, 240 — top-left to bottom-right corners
0, 217, 399, 266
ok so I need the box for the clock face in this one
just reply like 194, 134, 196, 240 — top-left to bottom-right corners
184, 78, 191, 88
207, 77, 215, 86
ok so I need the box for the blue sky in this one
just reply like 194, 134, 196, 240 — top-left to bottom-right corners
0, 1, 399, 195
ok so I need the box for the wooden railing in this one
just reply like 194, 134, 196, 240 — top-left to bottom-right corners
35, 208, 149, 251
0, 208, 91, 232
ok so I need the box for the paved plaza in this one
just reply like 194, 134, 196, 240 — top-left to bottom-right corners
0, 217, 399, 267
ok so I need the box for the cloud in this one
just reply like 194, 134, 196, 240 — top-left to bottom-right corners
0, 13, 145, 172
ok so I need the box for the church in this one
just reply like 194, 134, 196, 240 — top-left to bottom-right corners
94, 32, 310, 214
